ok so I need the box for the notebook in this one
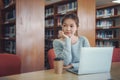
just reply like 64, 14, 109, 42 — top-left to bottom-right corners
67, 47, 114, 75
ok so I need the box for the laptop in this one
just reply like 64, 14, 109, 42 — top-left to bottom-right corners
67, 47, 114, 75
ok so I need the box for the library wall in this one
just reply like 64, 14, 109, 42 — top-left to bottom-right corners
16, 0, 44, 73
77, 0, 96, 47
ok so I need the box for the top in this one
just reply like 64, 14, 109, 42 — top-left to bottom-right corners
53, 36, 90, 70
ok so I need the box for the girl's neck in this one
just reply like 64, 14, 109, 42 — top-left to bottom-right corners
71, 35, 78, 44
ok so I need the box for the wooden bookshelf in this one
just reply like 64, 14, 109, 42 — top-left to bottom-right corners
0, 0, 45, 73
96, 4, 120, 48
1, 0, 15, 11
45, 0, 95, 69
0, 0, 16, 54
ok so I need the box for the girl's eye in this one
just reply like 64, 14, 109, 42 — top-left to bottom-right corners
63, 24, 66, 27
70, 25, 73, 28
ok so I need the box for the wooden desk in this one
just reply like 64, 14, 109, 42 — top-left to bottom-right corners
0, 62, 120, 80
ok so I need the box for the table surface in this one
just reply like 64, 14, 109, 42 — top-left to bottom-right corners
0, 62, 120, 80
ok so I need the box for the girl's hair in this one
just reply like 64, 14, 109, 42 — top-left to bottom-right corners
61, 13, 79, 27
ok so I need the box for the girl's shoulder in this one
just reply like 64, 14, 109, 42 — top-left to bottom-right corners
53, 39, 60, 43
78, 36, 88, 40
53, 39, 64, 45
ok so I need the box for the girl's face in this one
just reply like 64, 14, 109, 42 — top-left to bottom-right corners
62, 18, 78, 37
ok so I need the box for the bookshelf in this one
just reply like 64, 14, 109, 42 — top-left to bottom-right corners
0, 0, 16, 54
96, 4, 120, 48
45, 0, 95, 69
45, 0, 77, 50
45, 0, 77, 69
0, 0, 45, 73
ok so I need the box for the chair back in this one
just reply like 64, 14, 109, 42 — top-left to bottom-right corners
112, 48, 120, 62
0, 53, 21, 77
47, 49, 55, 69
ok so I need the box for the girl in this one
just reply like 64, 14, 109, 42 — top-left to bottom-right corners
53, 13, 90, 70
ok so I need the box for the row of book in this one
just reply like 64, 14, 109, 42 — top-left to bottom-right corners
97, 31, 114, 39
45, 30, 54, 39
45, 8, 54, 18
57, 16, 63, 26
57, 1, 77, 14
96, 20, 114, 28
5, 9, 16, 22
4, 0, 15, 8
115, 29, 120, 39
96, 30, 119, 39
45, 19, 54, 27
4, 25, 15, 38
45, 17, 63, 27
45, 40, 53, 49
96, 40, 115, 47
45, 1, 77, 17
4, 40, 16, 54
4, 0, 11, 6
114, 18, 120, 26
57, 11, 120, 28
96, 7, 119, 18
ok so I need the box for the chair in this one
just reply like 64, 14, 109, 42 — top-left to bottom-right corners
0, 53, 21, 77
47, 49, 56, 69
112, 48, 120, 62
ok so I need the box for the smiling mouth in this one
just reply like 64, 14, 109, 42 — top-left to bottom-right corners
65, 32, 71, 34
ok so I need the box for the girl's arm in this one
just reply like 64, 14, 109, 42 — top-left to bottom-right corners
53, 37, 72, 66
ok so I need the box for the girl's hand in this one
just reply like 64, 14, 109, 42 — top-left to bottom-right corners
63, 64, 73, 69
58, 30, 69, 39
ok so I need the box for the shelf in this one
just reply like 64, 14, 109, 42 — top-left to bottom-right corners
97, 4, 120, 10
56, 26, 62, 29
96, 26, 120, 30
55, 13, 65, 17
96, 4, 120, 48
0, 37, 15, 40
4, 51, 15, 54
45, 38, 54, 40
2, 1, 15, 11
96, 15, 120, 20
3, 19, 16, 25
45, 27, 54, 30
46, 0, 76, 6
96, 38, 119, 41
55, 10, 77, 17
0, 0, 16, 54
45, 37, 54, 40
45, 15, 54, 19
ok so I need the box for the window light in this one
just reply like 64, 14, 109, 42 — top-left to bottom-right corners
112, 0, 120, 3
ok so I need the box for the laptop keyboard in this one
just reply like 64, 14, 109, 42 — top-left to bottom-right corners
67, 68, 78, 73
73, 70, 78, 73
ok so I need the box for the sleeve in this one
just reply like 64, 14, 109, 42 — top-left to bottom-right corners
71, 63, 79, 70
82, 36, 90, 47
53, 38, 72, 66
